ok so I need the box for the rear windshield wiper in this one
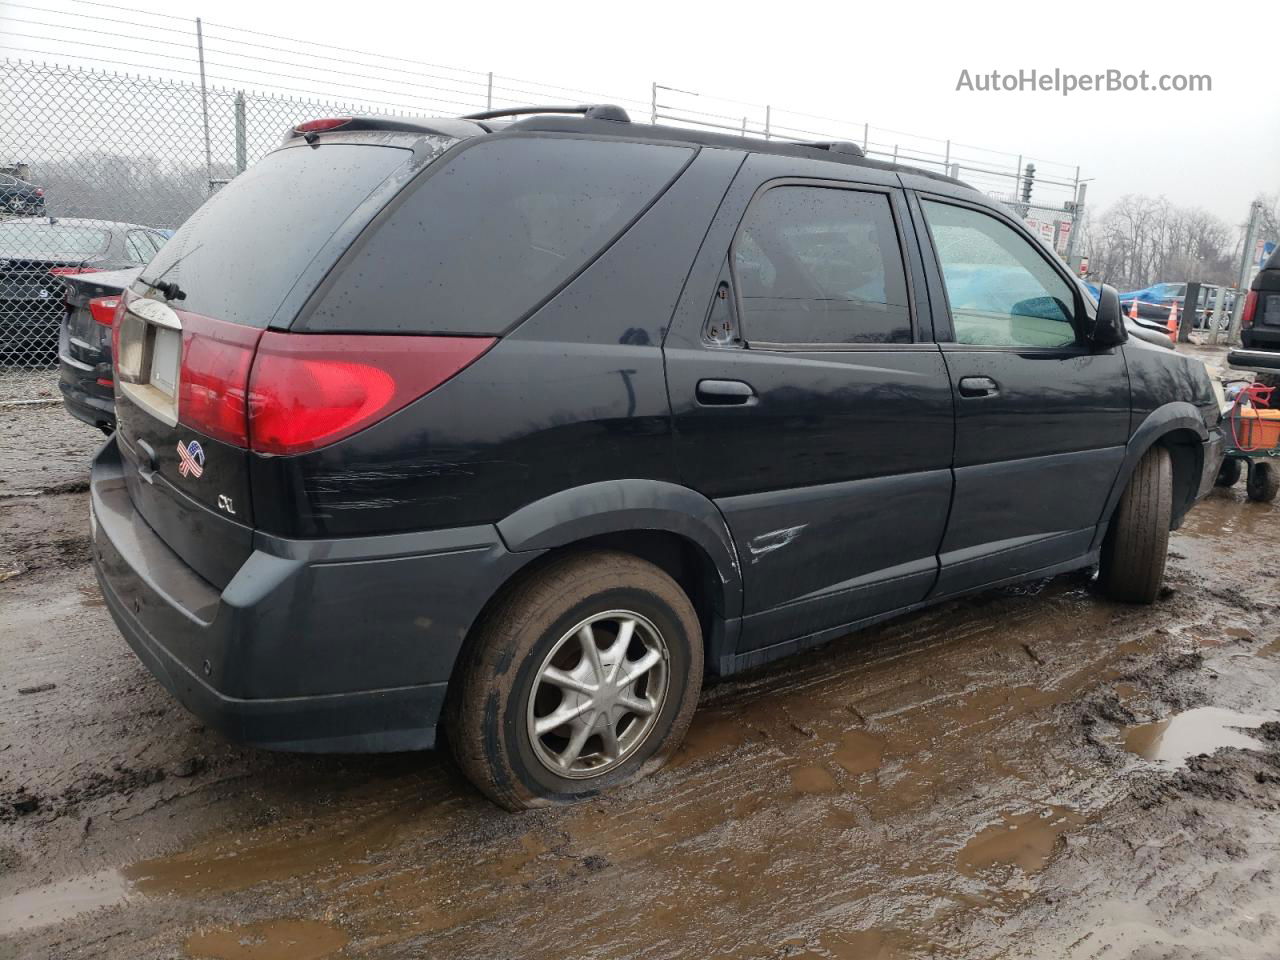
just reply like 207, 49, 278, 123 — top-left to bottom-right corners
137, 242, 202, 302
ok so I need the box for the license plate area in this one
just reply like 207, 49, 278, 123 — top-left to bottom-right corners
117, 296, 183, 426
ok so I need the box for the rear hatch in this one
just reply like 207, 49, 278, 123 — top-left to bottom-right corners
113, 134, 449, 589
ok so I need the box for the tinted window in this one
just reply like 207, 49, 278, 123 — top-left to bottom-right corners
303, 137, 693, 334
922, 201, 1077, 348
0, 222, 109, 260
732, 186, 911, 345
138, 142, 422, 327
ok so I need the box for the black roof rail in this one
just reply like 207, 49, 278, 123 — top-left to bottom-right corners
462, 104, 630, 123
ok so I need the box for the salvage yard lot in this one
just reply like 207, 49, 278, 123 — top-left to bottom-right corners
2, 379, 1280, 959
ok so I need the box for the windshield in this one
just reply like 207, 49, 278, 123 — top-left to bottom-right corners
138, 141, 431, 327
0, 223, 109, 260
1152, 283, 1185, 299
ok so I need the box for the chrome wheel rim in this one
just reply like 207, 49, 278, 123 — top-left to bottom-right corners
526, 609, 670, 779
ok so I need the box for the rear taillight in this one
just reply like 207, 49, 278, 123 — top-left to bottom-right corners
49, 266, 102, 277
1241, 290, 1258, 329
35, 188, 44, 197
176, 314, 263, 447
245, 334, 494, 455
89, 296, 121, 327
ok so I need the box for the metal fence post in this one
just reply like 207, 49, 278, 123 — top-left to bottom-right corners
234, 91, 247, 174
1014, 154, 1022, 203
650, 82, 657, 124
862, 122, 869, 151
1065, 181, 1086, 265
764, 105, 771, 140
195, 18, 213, 196
486, 71, 493, 110
944, 139, 950, 168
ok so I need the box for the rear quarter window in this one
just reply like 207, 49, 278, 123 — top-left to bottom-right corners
300, 136, 694, 335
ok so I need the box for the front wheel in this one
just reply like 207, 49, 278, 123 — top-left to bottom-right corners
1099, 446, 1173, 604
1216, 457, 1242, 487
446, 550, 703, 810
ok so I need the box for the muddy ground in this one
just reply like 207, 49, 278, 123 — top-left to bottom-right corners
2, 370, 1280, 960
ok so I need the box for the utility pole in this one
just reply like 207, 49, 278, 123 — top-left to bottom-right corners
1064, 181, 1087, 266
1226, 200, 1263, 345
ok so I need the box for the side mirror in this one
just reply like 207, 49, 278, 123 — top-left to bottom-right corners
1089, 283, 1128, 348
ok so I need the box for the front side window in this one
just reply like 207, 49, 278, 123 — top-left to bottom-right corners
733, 186, 911, 345
922, 200, 1077, 348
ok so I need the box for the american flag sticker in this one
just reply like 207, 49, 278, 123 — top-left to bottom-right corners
177, 439, 205, 479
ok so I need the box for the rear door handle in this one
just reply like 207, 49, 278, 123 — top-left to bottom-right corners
958, 376, 999, 398
696, 379, 757, 406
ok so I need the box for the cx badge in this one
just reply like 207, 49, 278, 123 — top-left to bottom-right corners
177, 439, 205, 479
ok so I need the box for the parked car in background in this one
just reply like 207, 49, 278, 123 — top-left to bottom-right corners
0, 217, 168, 365
1228, 247, 1280, 389
58, 266, 141, 433
1119, 281, 1223, 329
92, 107, 1224, 810
0, 173, 45, 216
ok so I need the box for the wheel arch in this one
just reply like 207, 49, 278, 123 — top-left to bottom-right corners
1091, 403, 1209, 550
473, 480, 744, 675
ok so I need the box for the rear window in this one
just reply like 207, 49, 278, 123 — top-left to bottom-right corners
136, 142, 422, 327
0, 222, 109, 260
300, 136, 694, 335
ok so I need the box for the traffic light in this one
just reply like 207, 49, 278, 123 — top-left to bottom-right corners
1021, 163, 1035, 204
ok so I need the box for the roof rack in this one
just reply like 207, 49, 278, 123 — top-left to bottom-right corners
800, 140, 865, 158
461, 104, 630, 123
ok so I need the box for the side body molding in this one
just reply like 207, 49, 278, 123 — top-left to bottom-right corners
496, 479, 745, 624
1090, 401, 1210, 550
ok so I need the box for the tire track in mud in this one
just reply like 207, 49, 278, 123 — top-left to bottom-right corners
2, 482, 1279, 959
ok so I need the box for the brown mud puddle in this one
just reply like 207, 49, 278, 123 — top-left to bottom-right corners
957, 806, 1086, 876
1123, 706, 1277, 764
185, 919, 349, 960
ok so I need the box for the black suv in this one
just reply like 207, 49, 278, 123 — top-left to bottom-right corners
90, 107, 1224, 809
1229, 247, 1280, 388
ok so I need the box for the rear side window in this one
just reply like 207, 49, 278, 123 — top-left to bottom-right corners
137, 143, 419, 327
732, 186, 912, 345
302, 136, 693, 335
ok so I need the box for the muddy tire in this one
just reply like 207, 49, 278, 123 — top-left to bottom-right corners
446, 550, 703, 811
1246, 461, 1279, 503
1215, 457, 1242, 487
1099, 446, 1173, 604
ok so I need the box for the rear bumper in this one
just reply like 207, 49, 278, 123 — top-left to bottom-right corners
91, 436, 539, 752
58, 354, 115, 430
1228, 347, 1280, 372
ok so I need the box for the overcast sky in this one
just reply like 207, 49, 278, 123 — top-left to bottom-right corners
6, 0, 1278, 227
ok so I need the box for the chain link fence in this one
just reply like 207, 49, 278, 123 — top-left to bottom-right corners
0, 55, 1084, 374
0, 59, 420, 367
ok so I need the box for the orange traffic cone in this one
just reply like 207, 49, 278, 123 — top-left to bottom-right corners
1128, 298, 1139, 321
1166, 300, 1179, 340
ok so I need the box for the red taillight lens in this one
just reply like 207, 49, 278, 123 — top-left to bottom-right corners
1241, 290, 1258, 329
49, 266, 103, 276
246, 334, 494, 455
35, 188, 44, 197
176, 314, 263, 447
89, 296, 121, 327
294, 117, 352, 134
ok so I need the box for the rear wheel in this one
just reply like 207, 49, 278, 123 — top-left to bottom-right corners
447, 550, 703, 810
1099, 446, 1173, 604
1246, 462, 1279, 503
